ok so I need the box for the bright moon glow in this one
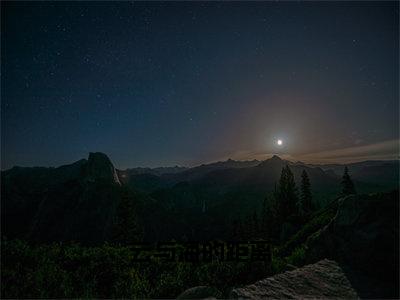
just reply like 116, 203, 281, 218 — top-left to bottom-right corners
277, 139, 283, 146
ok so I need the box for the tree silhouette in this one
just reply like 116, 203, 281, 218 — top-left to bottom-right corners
232, 219, 240, 240
111, 188, 142, 244
252, 211, 259, 238
299, 170, 314, 215
261, 197, 269, 236
261, 196, 277, 239
242, 214, 252, 239
236, 218, 243, 240
276, 165, 298, 222
341, 166, 356, 195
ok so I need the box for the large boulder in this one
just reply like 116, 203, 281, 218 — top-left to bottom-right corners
230, 259, 358, 299
306, 191, 399, 275
305, 190, 399, 298
176, 286, 221, 299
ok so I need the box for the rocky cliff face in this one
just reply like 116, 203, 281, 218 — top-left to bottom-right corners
304, 190, 399, 298
84, 152, 121, 185
231, 259, 358, 299
227, 190, 399, 299
1, 152, 124, 243
306, 191, 399, 275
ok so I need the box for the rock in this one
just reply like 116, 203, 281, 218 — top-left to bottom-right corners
305, 190, 399, 298
177, 286, 222, 299
230, 259, 358, 299
306, 191, 399, 277
285, 264, 298, 271
84, 152, 121, 185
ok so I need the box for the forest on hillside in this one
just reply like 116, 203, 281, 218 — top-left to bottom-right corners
3, 159, 398, 298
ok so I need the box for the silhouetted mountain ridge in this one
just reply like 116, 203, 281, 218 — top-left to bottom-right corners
2, 152, 398, 243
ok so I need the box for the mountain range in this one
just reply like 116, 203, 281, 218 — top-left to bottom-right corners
2, 152, 398, 243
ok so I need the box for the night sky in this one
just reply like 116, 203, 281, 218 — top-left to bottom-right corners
2, 1, 399, 169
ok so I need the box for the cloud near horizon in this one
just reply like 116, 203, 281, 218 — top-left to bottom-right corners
221, 139, 399, 164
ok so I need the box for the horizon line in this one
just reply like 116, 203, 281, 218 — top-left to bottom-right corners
2, 153, 399, 172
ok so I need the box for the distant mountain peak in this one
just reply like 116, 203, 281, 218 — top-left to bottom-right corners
270, 155, 282, 161
258, 155, 284, 168
85, 152, 120, 185
88, 152, 111, 162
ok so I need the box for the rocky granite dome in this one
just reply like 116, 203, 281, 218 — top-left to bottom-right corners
230, 259, 358, 299
83, 152, 121, 185
1, 152, 127, 243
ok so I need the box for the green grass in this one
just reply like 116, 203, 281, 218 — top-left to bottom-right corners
278, 199, 338, 258
1, 239, 274, 298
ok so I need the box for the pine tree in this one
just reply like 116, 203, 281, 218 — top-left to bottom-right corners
237, 218, 243, 240
276, 165, 299, 222
245, 214, 253, 239
111, 188, 142, 244
261, 197, 269, 235
252, 211, 259, 238
232, 219, 240, 240
341, 166, 356, 195
261, 196, 277, 239
300, 170, 314, 215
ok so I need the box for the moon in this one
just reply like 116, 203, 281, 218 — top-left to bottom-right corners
276, 139, 283, 146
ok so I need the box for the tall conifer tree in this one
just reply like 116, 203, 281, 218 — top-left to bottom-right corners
300, 170, 313, 215
341, 166, 356, 195
276, 165, 298, 221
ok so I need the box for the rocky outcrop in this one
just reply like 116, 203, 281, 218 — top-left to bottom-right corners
305, 190, 399, 298
230, 259, 358, 299
2, 152, 124, 244
306, 191, 399, 276
84, 152, 121, 185
176, 191, 399, 300
176, 286, 222, 299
